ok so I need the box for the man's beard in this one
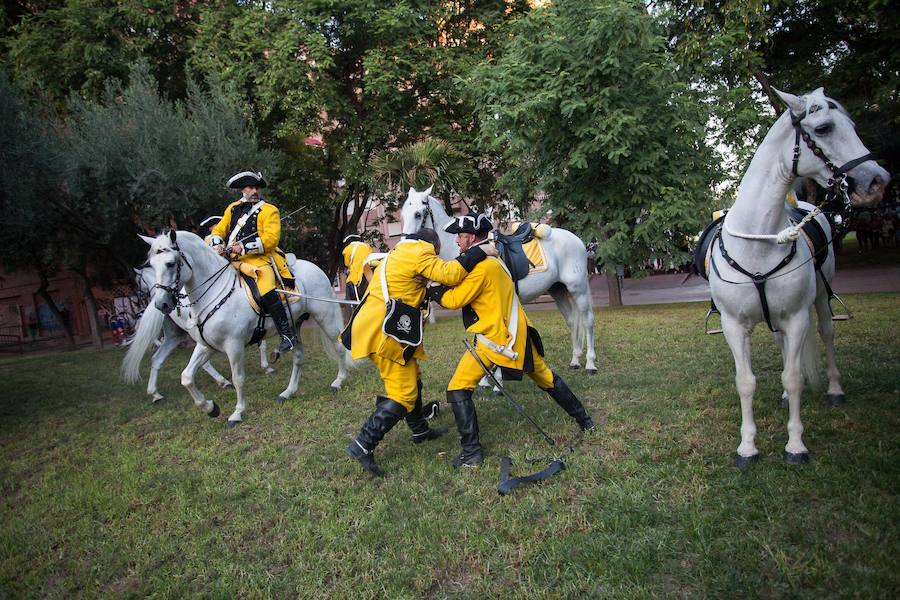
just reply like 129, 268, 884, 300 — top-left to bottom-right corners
242, 192, 259, 202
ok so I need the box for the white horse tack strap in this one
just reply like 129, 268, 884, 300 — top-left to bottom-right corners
723, 205, 823, 244
227, 200, 266, 249
276, 289, 360, 305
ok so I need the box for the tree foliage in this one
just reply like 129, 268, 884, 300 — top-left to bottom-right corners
470, 0, 720, 272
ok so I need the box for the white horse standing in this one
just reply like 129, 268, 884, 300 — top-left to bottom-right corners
709, 88, 889, 466
133, 265, 276, 403
400, 186, 598, 373
123, 231, 350, 427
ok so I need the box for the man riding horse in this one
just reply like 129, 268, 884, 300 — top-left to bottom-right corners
208, 170, 297, 357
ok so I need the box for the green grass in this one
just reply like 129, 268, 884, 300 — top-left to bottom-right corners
1, 294, 898, 598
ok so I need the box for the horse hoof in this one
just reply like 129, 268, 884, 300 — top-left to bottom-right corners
825, 393, 847, 406
330, 386, 339, 395
735, 453, 759, 469
276, 395, 288, 404
265, 368, 276, 375
151, 394, 164, 404
783, 451, 809, 465
586, 368, 598, 376
225, 419, 240, 429
569, 364, 581, 371
208, 402, 220, 418
222, 382, 234, 390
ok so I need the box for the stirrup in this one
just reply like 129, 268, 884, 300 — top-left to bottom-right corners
828, 293, 852, 321
705, 307, 723, 335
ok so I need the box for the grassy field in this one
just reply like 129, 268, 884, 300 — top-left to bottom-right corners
1, 294, 898, 598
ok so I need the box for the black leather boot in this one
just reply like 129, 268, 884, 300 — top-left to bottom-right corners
262, 290, 298, 356
448, 389, 483, 467
347, 397, 407, 477
406, 380, 448, 444
544, 373, 595, 432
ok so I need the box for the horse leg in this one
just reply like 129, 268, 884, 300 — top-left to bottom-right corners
328, 340, 349, 392
276, 339, 305, 403
200, 360, 233, 389
722, 318, 759, 467
147, 330, 183, 403
180, 344, 221, 418
224, 345, 247, 428
815, 292, 845, 405
774, 331, 790, 408
781, 313, 811, 464
548, 285, 582, 370
258, 339, 275, 374
573, 288, 598, 374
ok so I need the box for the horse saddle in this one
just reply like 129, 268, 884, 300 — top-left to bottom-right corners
493, 223, 535, 282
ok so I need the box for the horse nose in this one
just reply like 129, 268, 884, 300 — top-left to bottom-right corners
155, 296, 174, 315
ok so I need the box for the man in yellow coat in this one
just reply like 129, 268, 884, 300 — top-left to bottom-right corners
208, 171, 297, 356
341, 233, 373, 302
428, 213, 595, 468
341, 228, 493, 477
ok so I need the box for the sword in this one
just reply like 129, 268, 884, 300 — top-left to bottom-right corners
463, 338, 556, 448
276, 289, 361, 306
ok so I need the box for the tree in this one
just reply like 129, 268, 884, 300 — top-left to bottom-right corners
5, 0, 210, 103
0, 70, 80, 347
469, 0, 720, 303
189, 0, 532, 276
369, 139, 473, 212
661, 0, 900, 181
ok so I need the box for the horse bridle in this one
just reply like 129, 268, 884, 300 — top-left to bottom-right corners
789, 105, 877, 212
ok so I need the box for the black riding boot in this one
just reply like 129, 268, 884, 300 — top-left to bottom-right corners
347, 397, 407, 477
448, 389, 483, 467
261, 290, 298, 355
544, 373, 595, 432
406, 380, 448, 444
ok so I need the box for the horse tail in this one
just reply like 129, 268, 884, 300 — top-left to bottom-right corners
801, 307, 820, 389
121, 302, 165, 384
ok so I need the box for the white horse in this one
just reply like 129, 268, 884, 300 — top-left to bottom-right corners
132, 265, 276, 403
709, 87, 889, 466
123, 231, 350, 427
400, 186, 597, 373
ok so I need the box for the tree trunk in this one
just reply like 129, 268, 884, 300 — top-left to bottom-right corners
72, 265, 104, 348
36, 268, 76, 349
606, 271, 622, 307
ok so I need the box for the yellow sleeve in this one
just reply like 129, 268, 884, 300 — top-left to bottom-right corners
415, 246, 469, 287
437, 266, 485, 310
256, 204, 281, 253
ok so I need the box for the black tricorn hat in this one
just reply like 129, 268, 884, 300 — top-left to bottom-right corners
444, 213, 493, 235
227, 171, 267, 189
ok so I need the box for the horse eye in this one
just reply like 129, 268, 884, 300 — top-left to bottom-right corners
165, 261, 176, 269
814, 123, 833, 135
415, 212, 422, 219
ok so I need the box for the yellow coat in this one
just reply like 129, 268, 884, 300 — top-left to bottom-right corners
210, 199, 291, 284
345, 239, 472, 365
437, 256, 533, 371
342, 241, 373, 286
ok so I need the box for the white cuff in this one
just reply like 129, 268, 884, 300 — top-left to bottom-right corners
245, 238, 264, 254
207, 235, 224, 247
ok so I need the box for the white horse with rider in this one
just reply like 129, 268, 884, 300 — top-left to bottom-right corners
707, 87, 889, 466
132, 264, 277, 403
399, 186, 598, 374
123, 231, 351, 427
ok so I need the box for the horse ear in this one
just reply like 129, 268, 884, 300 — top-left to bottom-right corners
409, 186, 419, 195
773, 88, 805, 114
138, 234, 155, 246
169, 230, 177, 244
423, 184, 434, 196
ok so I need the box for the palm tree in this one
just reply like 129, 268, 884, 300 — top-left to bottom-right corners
369, 138, 473, 211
